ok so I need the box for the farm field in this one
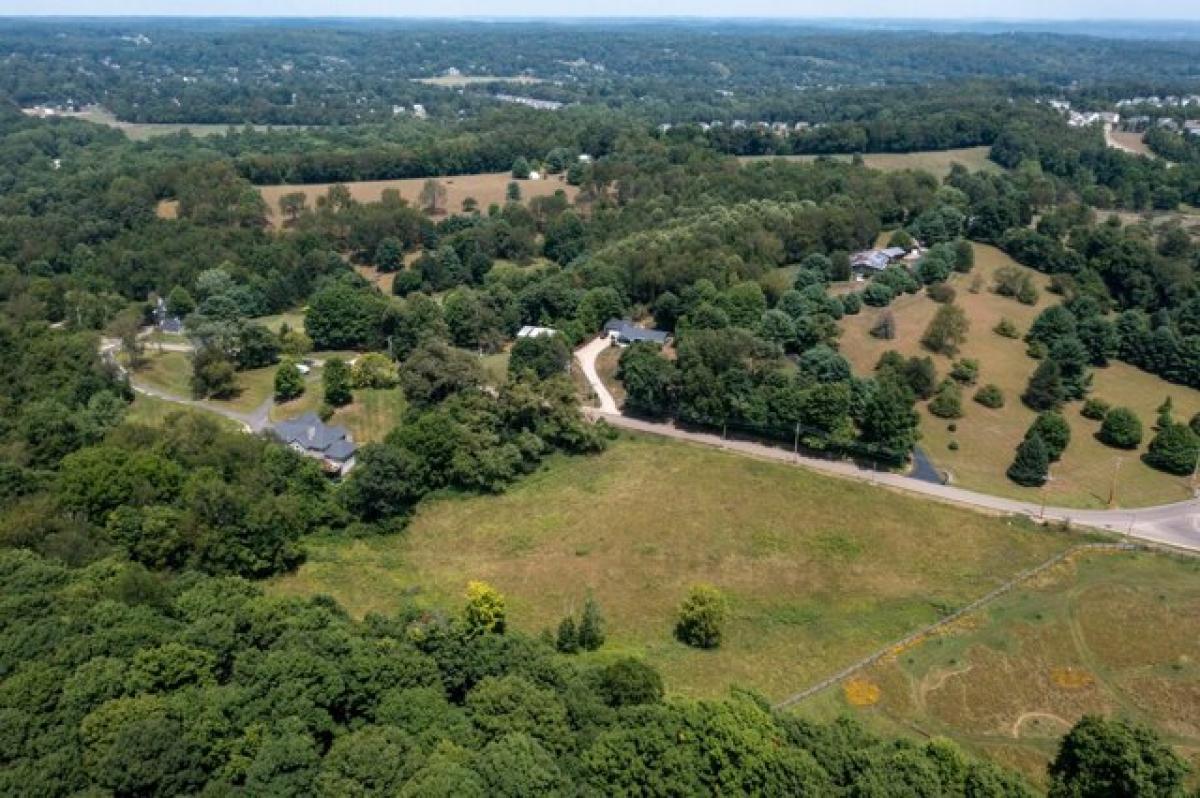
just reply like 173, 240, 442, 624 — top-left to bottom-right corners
268, 433, 1073, 701
803, 549, 1200, 787
1108, 129, 1154, 157
838, 243, 1200, 509
256, 172, 578, 228
739, 146, 1000, 178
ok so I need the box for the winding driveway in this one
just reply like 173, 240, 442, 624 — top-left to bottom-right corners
574, 338, 1200, 553
101, 336, 272, 433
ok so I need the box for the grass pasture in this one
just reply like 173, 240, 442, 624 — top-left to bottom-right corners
739, 146, 1000, 178
133, 350, 275, 413
838, 244, 1200, 509
808, 549, 1200, 786
256, 173, 578, 228
61, 106, 301, 141
268, 433, 1072, 700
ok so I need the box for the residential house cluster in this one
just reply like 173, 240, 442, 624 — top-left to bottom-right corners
658, 120, 817, 136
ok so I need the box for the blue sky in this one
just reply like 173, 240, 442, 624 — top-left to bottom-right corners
2, 3, 1199, 19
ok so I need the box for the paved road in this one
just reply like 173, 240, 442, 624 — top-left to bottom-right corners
574, 338, 1200, 552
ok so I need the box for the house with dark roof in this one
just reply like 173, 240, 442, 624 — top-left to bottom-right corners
603, 319, 670, 346
271, 412, 357, 476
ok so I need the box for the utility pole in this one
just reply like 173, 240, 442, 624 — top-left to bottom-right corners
793, 422, 800, 460
1108, 457, 1123, 509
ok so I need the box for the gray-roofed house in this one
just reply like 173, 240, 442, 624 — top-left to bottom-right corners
604, 319, 670, 346
153, 297, 184, 334
271, 412, 357, 476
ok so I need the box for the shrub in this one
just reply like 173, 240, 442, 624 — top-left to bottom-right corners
974, 384, 1005, 409
1017, 281, 1040, 305
675, 584, 727, 649
994, 318, 1020, 338
921, 303, 969, 356
869, 311, 896, 340
949, 358, 979, 384
926, 283, 956, 304
351, 352, 400, 389
948, 441, 959, 451
1081, 397, 1110, 421
842, 292, 862, 315
862, 281, 894, 307
1098, 407, 1143, 449
928, 380, 963, 419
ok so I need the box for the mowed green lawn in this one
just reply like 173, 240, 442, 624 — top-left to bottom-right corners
739, 146, 1000, 179
268, 433, 1072, 700
838, 244, 1200, 509
802, 549, 1200, 787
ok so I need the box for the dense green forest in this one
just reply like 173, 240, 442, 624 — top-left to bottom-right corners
7, 19, 1200, 124
2, 18, 1200, 795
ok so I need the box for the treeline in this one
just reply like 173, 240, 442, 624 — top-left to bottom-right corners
5, 546, 1192, 796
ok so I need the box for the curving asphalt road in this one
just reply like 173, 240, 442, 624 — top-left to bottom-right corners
574, 337, 1200, 553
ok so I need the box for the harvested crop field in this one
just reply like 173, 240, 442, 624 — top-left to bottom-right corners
257, 173, 577, 228
739, 146, 1000, 178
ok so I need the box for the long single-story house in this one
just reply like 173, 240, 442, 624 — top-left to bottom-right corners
271, 412, 357, 476
850, 247, 908, 276
517, 325, 558, 339
604, 319, 670, 346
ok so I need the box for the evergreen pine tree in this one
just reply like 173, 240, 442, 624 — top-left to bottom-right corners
1007, 433, 1050, 487
555, 616, 579, 654
1144, 423, 1200, 476
577, 595, 606, 651
1022, 359, 1065, 411
1155, 396, 1174, 430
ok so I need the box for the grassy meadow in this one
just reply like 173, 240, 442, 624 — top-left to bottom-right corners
268, 433, 1074, 700
739, 146, 1000, 178
838, 244, 1200, 509
803, 549, 1200, 787
62, 106, 301, 141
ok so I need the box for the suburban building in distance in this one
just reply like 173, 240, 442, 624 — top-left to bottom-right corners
271, 412, 358, 476
516, 325, 558, 338
604, 318, 671, 346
